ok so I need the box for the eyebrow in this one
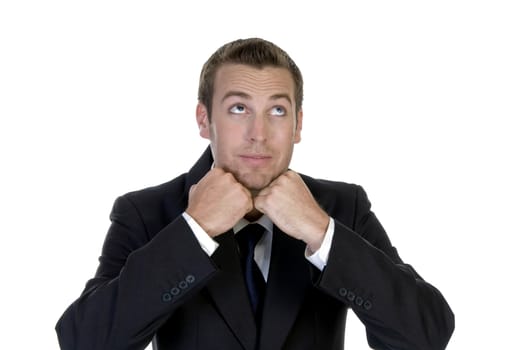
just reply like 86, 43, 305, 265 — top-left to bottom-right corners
221, 91, 292, 105
221, 91, 251, 103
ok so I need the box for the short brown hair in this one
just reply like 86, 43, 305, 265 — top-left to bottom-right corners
198, 38, 303, 120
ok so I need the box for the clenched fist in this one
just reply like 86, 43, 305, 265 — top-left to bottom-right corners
254, 171, 329, 251
186, 168, 254, 237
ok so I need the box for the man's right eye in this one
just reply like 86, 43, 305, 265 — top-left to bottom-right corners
229, 104, 246, 114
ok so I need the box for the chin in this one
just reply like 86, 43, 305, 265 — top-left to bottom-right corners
237, 173, 273, 192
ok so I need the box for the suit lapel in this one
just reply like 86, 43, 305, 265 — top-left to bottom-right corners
258, 227, 312, 350
207, 230, 258, 350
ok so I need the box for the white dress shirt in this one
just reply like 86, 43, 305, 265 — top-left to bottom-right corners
182, 212, 335, 280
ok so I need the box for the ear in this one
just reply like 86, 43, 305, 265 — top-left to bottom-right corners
196, 103, 210, 139
294, 108, 303, 144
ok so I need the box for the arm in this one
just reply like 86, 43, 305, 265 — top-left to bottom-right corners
317, 186, 455, 350
55, 195, 218, 350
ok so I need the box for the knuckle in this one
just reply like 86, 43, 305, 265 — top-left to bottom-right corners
224, 172, 236, 183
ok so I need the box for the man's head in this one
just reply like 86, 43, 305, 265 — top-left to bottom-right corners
198, 38, 303, 120
196, 38, 304, 194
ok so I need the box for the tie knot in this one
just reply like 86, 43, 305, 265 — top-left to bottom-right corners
236, 223, 265, 253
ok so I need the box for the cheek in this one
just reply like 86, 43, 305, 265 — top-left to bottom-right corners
214, 120, 244, 139
217, 128, 243, 150
272, 126, 297, 147
210, 125, 241, 159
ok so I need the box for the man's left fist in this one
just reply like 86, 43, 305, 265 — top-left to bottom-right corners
254, 170, 329, 252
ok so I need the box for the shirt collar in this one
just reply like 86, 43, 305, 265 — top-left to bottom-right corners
233, 214, 273, 234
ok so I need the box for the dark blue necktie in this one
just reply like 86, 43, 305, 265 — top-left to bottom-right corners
236, 223, 266, 317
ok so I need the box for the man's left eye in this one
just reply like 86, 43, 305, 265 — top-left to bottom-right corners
270, 106, 286, 116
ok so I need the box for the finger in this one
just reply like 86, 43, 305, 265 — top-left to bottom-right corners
253, 198, 264, 214
210, 167, 225, 175
257, 184, 271, 197
241, 186, 255, 213
253, 192, 269, 214
272, 171, 294, 188
188, 184, 197, 198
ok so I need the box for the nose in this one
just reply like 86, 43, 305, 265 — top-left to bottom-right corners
247, 114, 268, 142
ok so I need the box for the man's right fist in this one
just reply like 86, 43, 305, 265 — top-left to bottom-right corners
186, 168, 253, 237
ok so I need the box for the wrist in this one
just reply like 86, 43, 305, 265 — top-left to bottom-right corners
305, 214, 329, 252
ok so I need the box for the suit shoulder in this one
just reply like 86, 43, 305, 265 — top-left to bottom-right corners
300, 173, 364, 199
120, 148, 212, 206
300, 173, 372, 227
107, 173, 191, 238
117, 172, 189, 213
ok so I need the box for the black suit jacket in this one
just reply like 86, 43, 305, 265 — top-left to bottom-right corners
56, 147, 454, 350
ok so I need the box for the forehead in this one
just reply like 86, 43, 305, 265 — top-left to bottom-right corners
213, 64, 295, 101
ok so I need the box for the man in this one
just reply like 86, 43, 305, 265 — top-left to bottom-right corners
56, 38, 454, 350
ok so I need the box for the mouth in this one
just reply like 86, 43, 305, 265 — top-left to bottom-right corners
239, 154, 272, 166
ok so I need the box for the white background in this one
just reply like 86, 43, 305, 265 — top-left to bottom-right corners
1, 1, 525, 349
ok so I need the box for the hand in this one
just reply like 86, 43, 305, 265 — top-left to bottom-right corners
254, 171, 329, 251
186, 168, 253, 237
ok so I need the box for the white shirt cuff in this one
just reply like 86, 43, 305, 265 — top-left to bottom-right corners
305, 217, 335, 271
182, 212, 219, 256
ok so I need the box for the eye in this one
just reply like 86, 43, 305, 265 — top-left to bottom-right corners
229, 104, 246, 114
270, 106, 286, 116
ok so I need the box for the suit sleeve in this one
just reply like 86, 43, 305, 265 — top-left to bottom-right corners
55, 195, 218, 350
316, 186, 455, 350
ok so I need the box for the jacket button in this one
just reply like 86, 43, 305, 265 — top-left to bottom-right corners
355, 297, 364, 306
162, 293, 172, 302
346, 290, 356, 302
364, 300, 373, 310
339, 288, 348, 297
186, 275, 195, 283
170, 287, 180, 296
178, 281, 188, 289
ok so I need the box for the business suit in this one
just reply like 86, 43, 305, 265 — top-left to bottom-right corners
56, 147, 454, 350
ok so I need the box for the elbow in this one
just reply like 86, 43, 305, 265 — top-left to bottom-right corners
56, 309, 77, 350
435, 306, 455, 350
420, 301, 455, 350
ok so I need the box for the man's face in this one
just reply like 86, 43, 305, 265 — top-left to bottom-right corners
197, 64, 303, 193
